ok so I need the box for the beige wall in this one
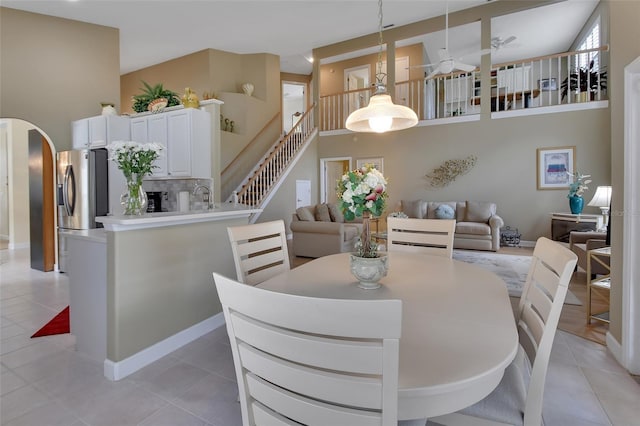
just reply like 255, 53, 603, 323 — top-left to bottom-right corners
318, 108, 610, 242
107, 218, 244, 361
0, 7, 121, 151
320, 43, 424, 96
607, 0, 640, 345
259, 135, 319, 232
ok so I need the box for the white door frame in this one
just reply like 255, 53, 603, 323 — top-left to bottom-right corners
320, 157, 352, 203
618, 55, 640, 374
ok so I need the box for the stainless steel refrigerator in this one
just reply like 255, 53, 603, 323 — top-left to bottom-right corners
57, 148, 109, 271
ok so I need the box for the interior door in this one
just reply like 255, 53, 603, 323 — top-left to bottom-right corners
296, 180, 311, 208
325, 160, 349, 204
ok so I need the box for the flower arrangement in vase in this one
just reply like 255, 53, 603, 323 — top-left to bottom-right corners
567, 171, 591, 215
337, 164, 388, 257
337, 164, 389, 289
107, 141, 163, 215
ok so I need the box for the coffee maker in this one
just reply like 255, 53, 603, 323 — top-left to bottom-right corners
146, 191, 163, 212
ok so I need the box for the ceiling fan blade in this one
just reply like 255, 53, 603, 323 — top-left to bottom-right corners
503, 35, 517, 45
455, 62, 477, 72
408, 62, 436, 69
426, 68, 441, 80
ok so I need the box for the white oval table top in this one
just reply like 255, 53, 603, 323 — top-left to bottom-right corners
259, 252, 519, 420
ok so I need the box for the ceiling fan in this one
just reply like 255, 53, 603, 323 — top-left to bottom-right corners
419, 1, 477, 79
491, 36, 517, 50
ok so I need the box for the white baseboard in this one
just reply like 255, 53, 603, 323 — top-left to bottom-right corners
8, 242, 29, 250
517, 240, 536, 248
606, 331, 625, 369
104, 312, 225, 381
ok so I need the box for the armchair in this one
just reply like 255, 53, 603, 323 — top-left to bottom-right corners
569, 231, 609, 276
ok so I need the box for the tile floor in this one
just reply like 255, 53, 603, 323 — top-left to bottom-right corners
2, 247, 640, 425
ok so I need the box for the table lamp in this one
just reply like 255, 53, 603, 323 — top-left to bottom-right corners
588, 185, 612, 231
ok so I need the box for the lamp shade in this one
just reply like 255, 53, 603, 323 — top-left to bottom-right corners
345, 94, 419, 133
587, 186, 612, 207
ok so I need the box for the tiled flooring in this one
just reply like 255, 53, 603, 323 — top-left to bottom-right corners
2, 247, 640, 425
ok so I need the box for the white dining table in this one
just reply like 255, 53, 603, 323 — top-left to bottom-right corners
259, 251, 519, 421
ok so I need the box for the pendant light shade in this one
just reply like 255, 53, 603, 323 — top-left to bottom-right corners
346, 94, 419, 133
344, 0, 419, 133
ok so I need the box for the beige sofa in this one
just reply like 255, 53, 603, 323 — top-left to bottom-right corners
290, 203, 363, 258
399, 200, 504, 251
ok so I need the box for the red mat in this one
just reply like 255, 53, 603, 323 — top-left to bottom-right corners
31, 306, 70, 338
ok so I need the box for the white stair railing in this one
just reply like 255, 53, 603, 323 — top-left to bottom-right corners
230, 105, 316, 213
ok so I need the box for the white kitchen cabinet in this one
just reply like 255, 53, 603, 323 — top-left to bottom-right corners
130, 108, 211, 179
72, 115, 130, 149
130, 115, 168, 177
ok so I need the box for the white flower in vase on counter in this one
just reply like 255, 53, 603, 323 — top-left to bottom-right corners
107, 141, 163, 215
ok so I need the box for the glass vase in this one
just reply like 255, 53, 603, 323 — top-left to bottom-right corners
121, 175, 147, 215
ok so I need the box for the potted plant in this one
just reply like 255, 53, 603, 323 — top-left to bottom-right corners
561, 60, 607, 101
131, 81, 180, 113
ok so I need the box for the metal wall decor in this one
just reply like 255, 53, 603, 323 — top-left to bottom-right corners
425, 155, 477, 188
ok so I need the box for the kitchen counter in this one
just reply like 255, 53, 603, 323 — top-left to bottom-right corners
96, 203, 261, 231
68, 204, 259, 381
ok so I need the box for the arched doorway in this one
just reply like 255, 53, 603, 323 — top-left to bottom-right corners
0, 118, 57, 271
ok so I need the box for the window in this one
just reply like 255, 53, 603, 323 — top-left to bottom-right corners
576, 18, 601, 70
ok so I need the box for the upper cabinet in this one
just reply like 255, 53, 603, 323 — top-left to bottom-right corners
72, 115, 130, 149
129, 108, 211, 179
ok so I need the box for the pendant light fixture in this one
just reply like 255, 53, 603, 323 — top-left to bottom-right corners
345, 0, 419, 133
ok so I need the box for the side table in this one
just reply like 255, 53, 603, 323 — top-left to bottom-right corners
551, 213, 603, 243
586, 246, 611, 324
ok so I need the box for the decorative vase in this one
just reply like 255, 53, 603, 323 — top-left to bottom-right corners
569, 195, 584, 215
121, 175, 147, 215
181, 87, 199, 108
350, 253, 388, 289
242, 83, 254, 96
101, 103, 117, 116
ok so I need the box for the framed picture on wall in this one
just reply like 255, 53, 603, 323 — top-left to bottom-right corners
538, 78, 558, 91
537, 146, 575, 190
356, 157, 384, 173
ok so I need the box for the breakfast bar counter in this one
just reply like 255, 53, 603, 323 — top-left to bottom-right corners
68, 205, 261, 380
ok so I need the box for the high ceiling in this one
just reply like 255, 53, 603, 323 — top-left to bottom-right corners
3, 0, 599, 75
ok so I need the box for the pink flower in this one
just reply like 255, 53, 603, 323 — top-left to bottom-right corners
374, 184, 384, 194
365, 193, 377, 201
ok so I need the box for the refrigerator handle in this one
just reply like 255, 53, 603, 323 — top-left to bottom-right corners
63, 165, 76, 216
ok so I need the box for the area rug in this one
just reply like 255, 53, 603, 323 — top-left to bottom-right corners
31, 306, 70, 338
452, 250, 582, 305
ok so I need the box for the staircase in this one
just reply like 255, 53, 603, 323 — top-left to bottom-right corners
224, 104, 317, 223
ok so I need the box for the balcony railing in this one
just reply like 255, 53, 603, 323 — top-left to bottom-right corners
318, 46, 609, 132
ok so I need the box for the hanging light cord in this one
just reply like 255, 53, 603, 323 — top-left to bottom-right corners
374, 0, 387, 94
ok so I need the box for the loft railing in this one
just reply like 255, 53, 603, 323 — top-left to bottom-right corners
236, 104, 316, 207
491, 45, 609, 112
318, 46, 609, 131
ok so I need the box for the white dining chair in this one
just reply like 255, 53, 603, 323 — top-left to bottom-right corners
227, 220, 290, 285
431, 237, 577, 426
387, 217, 456, 258
213, 272, 403, 426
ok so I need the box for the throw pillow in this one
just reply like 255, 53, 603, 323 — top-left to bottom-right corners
315, 203, 332, 222
296, 206, 316, 222
434, 204, 455, 219
465, 201, 496, 223
327, 203, 345, 223
401, 200, 426, 218
426, 202, 457, 219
